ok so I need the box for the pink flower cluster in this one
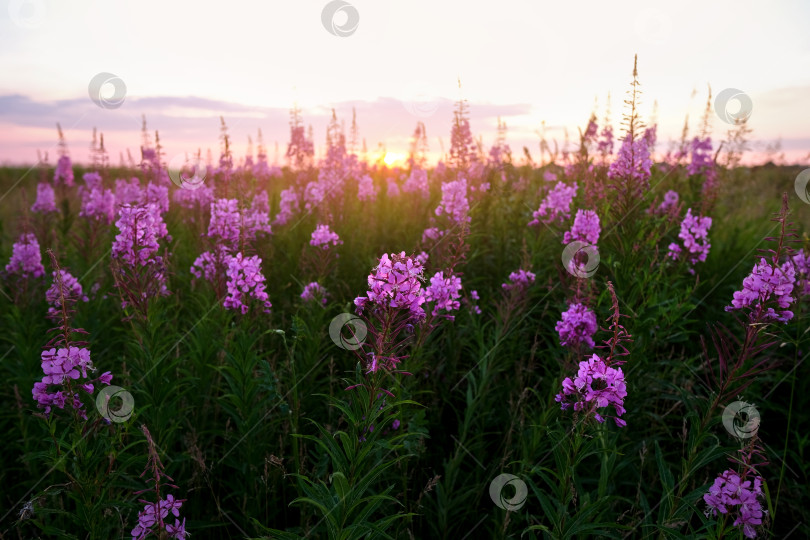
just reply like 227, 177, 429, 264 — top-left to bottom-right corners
793, 249, 810, 297
145, 182, 170, 214
725, 258, 796, 322
667, 209, 712, 266
467, 289, 482, 315
31, 182, 58, 213
555, 302, 598, 348
244, 192, 273, 240
425, 271, 463, 318
208, 198, 241, 246
403, 168, 429, 197
54, 155, 74, 186
502, 269, 535, 292
529, 181, 577, 226
5, 233, 45, 279
112, 204, 170, 268
656, 190, 679, 213
563, 210, 601, 245
704, 470, 765, 539
597, 125, 614, 156
357, 174, 377, 202
607, 135, 652, 190
274, 187, 300, 226
190, 248, 224, 284
301, 281, 328, 305
354, 252, 426, 319
32, 347, 113, 419
435, 178, 471, 224
80, 179, 116, 224
46, 270, 88, 321
223, 253, 272, 315
310, 224, 342, 249
173, 183, 214, 210
115, 178, 144, 205
132, 495, 188, 540
687, 136, 715, 177
554, 354, 627, 427
421, 227, 444, 245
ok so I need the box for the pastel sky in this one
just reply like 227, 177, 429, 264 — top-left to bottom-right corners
1, 0, 808, 167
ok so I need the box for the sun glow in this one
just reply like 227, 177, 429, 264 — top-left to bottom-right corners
383, 152, 406, 167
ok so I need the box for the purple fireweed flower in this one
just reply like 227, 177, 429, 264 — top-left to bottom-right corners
208, 198, 241, 246
725, 257, 796, 322
687, 136, 714, 177
354, 252, 426, 320
597, 125, 614, 156
467, 289, 482, 315
80, 183, 116, 224
554, 354, 627, 427
421, 227, 444, 245
704, 470, 765, 539
54, 155, 74, 186
310, 224, 342, 249
112, 204, 171, 305
243, 191, 273, 240
607, 134, 652, 190
563, 209, 601, 245
502, 269, 535, 292
190, 248, 224, 285
223, 253, 272, 315
274, 187, 300, 226
529, 181, 577, 226
656, 190, 679, 213
131, 426, 189, 540
82, 172, 102, 190
403, 168, 429, 197
145, 182, 170, 214
667, 209, 712, 267
543, 170, 557, 182
32, 346, 112, 420
46, 270, 88, 321
435, 178, 470, 224
303, 180, 327, 211
425, 271, 462, 319
173, 183, 214, 210
301, 281, 328, 305
584, 118, 599, 144
357, 174, 377, 202
112, 204, 170, 268
556, 302, 598, 348
31, 182, 58, 213
6, 233, 45, 279
115, 177, 144, 205
793, 249, 810, 298
642, 125, 657, 149
386, 178, 400, 198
